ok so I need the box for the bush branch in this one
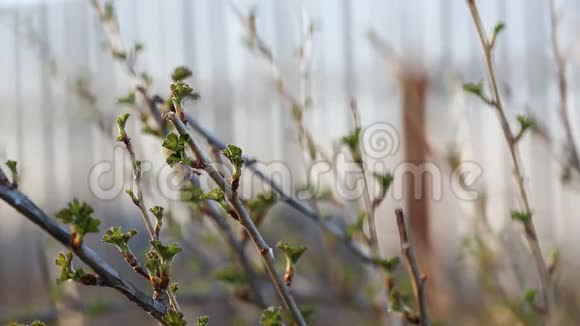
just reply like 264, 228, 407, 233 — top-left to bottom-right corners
395, 209, 430, 326
0, 174, 168, 325
466, 0, 554, 312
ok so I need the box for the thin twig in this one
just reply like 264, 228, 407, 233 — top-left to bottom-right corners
395, 209, 430, 326
466, 0, 553, 312
178, 163, 267, 308
549, 0, 580, 174
167, 112, 307, 326
0, 174, 168, 325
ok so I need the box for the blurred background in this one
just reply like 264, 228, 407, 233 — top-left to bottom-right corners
1, 0, 580, 324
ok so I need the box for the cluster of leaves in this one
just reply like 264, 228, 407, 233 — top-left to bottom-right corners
5, 159, 18, 187
511, 210, 532, 224
171, 66, 193, 82
150, 206, 165, 238
170, 81, 195, 106
164, 309, 187, 326
55, 199, 101, 247
8, 321, 46, 326
102, 227, 138, 254
145, 240, 183, 294
222, 144, 244, 190
341, 127, 362, 162
260, 306, 282, 326
276, 242, 307, 286
247, 191, 277, 221
200, 187, 228, 210
55, 252, 98, 285
346, 211, 367, 239
162, 132, 192, 167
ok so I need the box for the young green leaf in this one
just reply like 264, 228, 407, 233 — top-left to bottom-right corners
222, 144, 244, 189
196, 316, 209, 326
5, 159, 18, 186
171, 66, 193, 82
200, 188, 228, 209
170, 80, 194, 104
55, 252, 86, 283
511, 210, 532, 224
276, 242, 307, 264
55, 199, 101, 246
516, 114, 536, 132
260, 306, 282, 326
102, 227, 137, 253
150, 240, 183, 264
347, 211, 367, 238
247, 192, 277, 218
463, 80, 484, 98
214, 265, 248, 285
163, 309, 186, 326
162, 132, 191, 167
373, 171, 394, 196
524, 288, 537, 305
170, 282, 179, 294
493, 22, 505, 38
150, 206, 164, 237
116, 92, 135, 106
341, 127, 362, 161
373, 256, 400, 273
116, 113, 131, 141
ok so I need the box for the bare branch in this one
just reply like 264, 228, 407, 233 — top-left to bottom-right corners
395, 209, 430, 326
0, 175, 168, 325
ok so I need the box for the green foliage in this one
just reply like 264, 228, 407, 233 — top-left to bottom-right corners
260, 306, 282, 326
116, 92, 135, 106
116, 113, 131, 141
276, 242, 307, 264
162, 132, 192, 167
373, 256, 401, 273
163, 309, 187, 326
524, 288, 537, 305
170, 80, 194, 104
150, 240, 183, 265
55, 252, 86, 283
55, 199, 100, 244
103, 2, 115, 21
214, 265, 248, 285
5, 159, 18, 185
347, 211, 367, 238
102, 227, 138, 253
145, 249, 162, 277
493, 22, 506, 39
170, 282, 179, 294
200, 188, 228, 209
196, 316, 209, 326
511, 211, 532, 224
111, 49, 127, 60
222, 144, 244, 184
150, 205, 165, 231
373, 171, 394, 196
171, 66, 193, 82
8, 321, 46, 326
516, 114, 536, 132
247, 191, 277, 217
180, 185, 205, 202
341, 127, 361, 161
463, 80, 491, 104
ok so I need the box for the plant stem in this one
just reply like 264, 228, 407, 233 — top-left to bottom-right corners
0, 174, 169, 325
395, 209, 430, 326
168, 113, 307, 326
549, 0, 580, 174
466, 0, 553, 312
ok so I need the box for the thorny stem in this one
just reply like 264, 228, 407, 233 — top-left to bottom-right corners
549, 0, 580, 174
395, 209, 430, 326
467, 0, 554, 312
0, 171, 169, 325
167, 112, 307, 326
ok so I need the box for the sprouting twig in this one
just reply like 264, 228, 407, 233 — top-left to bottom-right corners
466, 0, 553, 312
185, 115, 386, 268
549, 0, 580, 175
349, 99, 380, 254
230, 3, 330, 164
0, 172, 169, 325
167, 112, 307, 326
178, 163, 267, 308
395, 209, 430, 326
